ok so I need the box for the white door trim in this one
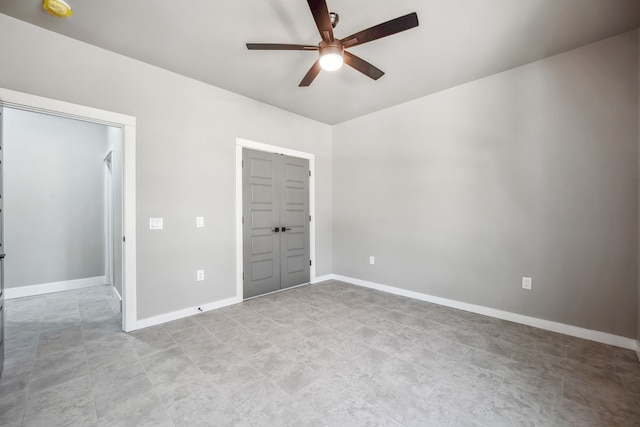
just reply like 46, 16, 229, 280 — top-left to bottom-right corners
103, 149, 114, 288
235, 138, 316, 301
0, 87, 138, 332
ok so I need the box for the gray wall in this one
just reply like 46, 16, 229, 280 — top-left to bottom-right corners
106, 126, 124, 297
333, 32, 639, 338
0, 14, 333, 320
4, 108, 108, 288
1, 13, 636, 339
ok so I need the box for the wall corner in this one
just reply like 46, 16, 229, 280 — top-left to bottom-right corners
636, 29, 640, 343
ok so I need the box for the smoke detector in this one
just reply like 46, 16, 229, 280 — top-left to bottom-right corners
43, 0, 73, 18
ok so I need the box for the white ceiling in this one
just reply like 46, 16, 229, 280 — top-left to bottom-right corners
1, 0, 639, 124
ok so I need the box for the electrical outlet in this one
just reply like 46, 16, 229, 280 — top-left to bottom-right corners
196, 270, 205, 281
522, 276, 532, 290
196, 216, 204, 228
369, 256, 375, 265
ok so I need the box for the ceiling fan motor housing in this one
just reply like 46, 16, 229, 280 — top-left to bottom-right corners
318, 39, 344, 71
319, 39, 343, 56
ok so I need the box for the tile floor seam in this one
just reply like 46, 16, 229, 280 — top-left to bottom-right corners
18, 313, 43, 427
84, 364, 101, 427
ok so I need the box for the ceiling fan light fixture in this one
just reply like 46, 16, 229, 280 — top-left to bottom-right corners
43, 0, 73, 17
319, 42, 343, 72
245, 0, 419, 86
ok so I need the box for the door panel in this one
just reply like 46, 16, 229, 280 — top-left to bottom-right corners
251, 235, 274, 255
251, 259, 275, 281
286, 233, 305, 250
251, 184, 273, 203
243, 149, 281, 298
243, 149, 310, 297
279, 155, 310, 289
285, 210, 305, 227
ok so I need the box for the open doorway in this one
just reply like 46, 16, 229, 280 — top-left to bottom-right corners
102, 127, 125, 312
0, 88, 137, 332
3, 108, 124, 313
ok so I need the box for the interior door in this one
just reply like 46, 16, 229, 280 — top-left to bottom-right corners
243, 149, 281, 298
242, 148, 310, 299
280, 155, 310, 289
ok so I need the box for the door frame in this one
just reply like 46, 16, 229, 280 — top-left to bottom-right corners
0, 88, 138, 332
104, 150, 114, 289
235, 138, 316, 300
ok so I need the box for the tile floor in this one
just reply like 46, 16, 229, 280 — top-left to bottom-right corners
0, 280, 639, 426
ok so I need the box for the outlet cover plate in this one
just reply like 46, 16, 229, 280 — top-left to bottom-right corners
522, 276, 532, 290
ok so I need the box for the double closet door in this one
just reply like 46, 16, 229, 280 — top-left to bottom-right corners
242, 148, 310, 299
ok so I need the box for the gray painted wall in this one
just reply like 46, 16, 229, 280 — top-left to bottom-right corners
4, 108, 108, 288
333, 32, 639, 338
1, 13, 636, 339
0, 14, 333, 319
107, 126, 124, 297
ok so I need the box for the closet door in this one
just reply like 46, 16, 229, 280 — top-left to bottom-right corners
242, 149, 281, 299
242, 148, 310, 299
279, 155, 310, 289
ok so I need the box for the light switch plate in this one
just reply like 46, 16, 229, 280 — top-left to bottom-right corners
150, 218, 163, 230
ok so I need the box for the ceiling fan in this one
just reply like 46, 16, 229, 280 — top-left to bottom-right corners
246, 0, 419, 87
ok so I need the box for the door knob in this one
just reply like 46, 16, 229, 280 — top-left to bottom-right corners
282, 227, 291, 232
272, 227, 280, 232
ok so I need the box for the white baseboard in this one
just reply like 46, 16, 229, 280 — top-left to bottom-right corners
5, 276, 107, 299
111, 285, 122, 302
129, 277, 329, 332
111, 285, 122, 313
130, 296, 241, 331
311, 274, 334, 284
330, 274, 639, 352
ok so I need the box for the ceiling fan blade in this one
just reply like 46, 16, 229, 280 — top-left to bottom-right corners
246, 43, 318, 51
341, 12, 418, 48
307, 0, 334, 42
299, 60, 322, 87
343, 51, 384, 80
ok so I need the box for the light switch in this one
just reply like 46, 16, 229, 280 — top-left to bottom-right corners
196, 216, 204, 228
149, 218, 163, 230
